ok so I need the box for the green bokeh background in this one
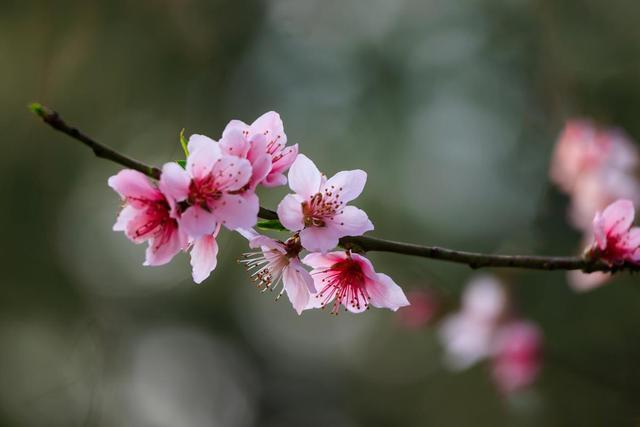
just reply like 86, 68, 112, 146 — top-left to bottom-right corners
2, 0, 640, 425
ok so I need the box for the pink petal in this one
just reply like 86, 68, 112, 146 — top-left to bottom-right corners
270, 144, 298, 174
349, 252, 378, 281
210, 155, 252, 192
222, 119, 250, 138
211, 192, 258, 230
262, 173, 288, 188
219, 127, 250, 158
288, 154, 322, 198
113, 205, 137, 232
190, 234, 219, 284
187, 141, 221, 180
108, 169, 161, 201
367, 273, 410, 311
601, 199, 635, 237
187, 134, 218, 154
302, 251, 347, 269
251, 111, 287, 145
329, 206, 374, 237
299, 226, 340, 253
180, 205, 218, 238
567, 270, 611, 292
236, 228, 259, 241
159, 162, 191, 202
143, 225, 184, 266
283, 261, 315, 315
626, 227, 640, 249
592, 211, 607, 250
277, 194, 305, 231
322, 169, 367, 204
246, 137, 272, 189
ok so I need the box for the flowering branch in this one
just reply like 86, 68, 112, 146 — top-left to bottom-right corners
29, 103, 639, 274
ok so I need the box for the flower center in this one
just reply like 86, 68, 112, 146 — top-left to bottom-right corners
187, 175, 222, 210
302, 191, 345, 227
315, 258, 370, 314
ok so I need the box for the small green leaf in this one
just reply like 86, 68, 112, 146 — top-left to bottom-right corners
256, 219, 286, 231
28, 102, 45, 118
179, 128, 189, 157
177, 159, 187, 169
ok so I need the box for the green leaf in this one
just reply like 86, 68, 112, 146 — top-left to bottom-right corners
28, 102, 45, 118
256, 219, 286, 231
179, 128, 189, 157
177, 159, 187, 169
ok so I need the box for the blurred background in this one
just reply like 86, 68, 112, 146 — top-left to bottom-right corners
3, 0, 640, 425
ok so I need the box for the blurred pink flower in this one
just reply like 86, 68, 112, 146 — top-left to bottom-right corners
238, 229, 315, 315
491, 321, 543, 394
277, 154, 373, 252
302, 251, 409, 314
588, 199, 640, 265
160, 134, 259, 238
222, 111, 298, 187
396, 290, 439, 329
190, 223, 222, 284
438, 275, 508, 369
109, 169, 188, 266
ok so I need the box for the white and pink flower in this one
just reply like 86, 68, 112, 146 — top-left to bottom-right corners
277, 154, 373, 252
302, 251, 409, 314
238, 229, 315, 315
491, 321, 543, 394
438, 275, 508, 369
108, 169, 188, 266
222, 111, 298, 188
160, 134, 259, 238
587, 199, 640, 265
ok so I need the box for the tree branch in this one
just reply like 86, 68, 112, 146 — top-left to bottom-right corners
30, 103, 639, 274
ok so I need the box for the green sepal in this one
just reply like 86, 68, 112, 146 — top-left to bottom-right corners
256, 219, 286, 231
177, 159, 187, 169
179, 128, 189, 157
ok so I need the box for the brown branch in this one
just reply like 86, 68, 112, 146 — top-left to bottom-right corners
30, 103, 640, 274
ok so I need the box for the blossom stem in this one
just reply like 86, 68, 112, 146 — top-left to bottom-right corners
30, 103, 639, 274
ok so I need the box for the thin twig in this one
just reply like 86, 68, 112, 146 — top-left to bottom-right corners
30, 103, 640, 274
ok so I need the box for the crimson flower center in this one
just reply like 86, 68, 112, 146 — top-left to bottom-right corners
316, 258, 370, 314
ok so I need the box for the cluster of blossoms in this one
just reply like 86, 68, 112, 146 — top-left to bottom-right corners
550, 120, 640, 290
438, 275, 543, 394
109, 112, 409, 315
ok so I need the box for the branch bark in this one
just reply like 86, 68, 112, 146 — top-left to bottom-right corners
30, 103, 639, 274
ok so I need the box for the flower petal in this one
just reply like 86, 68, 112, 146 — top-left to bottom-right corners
322, 169, 367, 204
143, 224, 184, 266
108, 169, 160, 201
288, 154, 322, 198
187, 140, 221, 179
190, 234, 219, 284
210, 155, 252, 192
601, 199, 635, 237
329, 206, 374, 238
251, 111, 287, 146
180, 205, 218, 238
187, 134, 218, 154
219, 127, 250, 158
211, 192, 258, 230
160, 162, 191, 202
302, 251, 347, 269
283, 261, 315, 315
299, 226, 340, 253
113, 205, 137, 232
367, 273, 410, 311
277, 194, 305, 231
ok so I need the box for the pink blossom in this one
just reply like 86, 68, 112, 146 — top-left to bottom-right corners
222, 112, 298, 187
491, 321, 543, 394
302, 251, 409, 314
160, 134, 259, 239
438, 275, 508, 369
238, 229, 315, 315
108, 169, 188, 266
396, 290, 439, 329
190, 223, 222, 284
588, 199, 640, 265
277, 154, 373, 252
